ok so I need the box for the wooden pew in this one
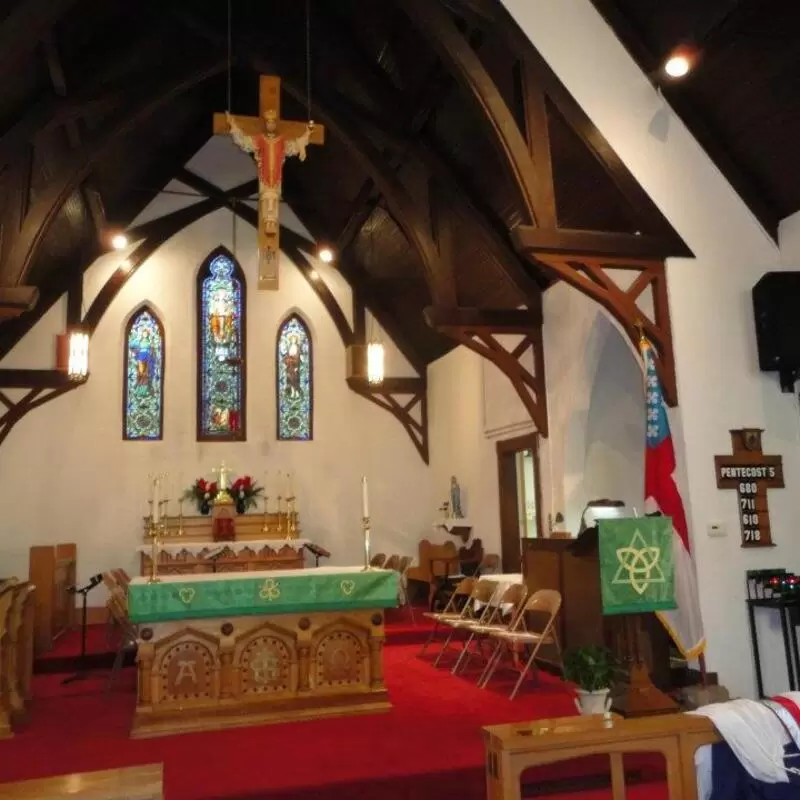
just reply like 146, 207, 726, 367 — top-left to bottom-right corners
28, 543, 76, 654
0, 580, 35, 737
0, 764, 163, 799
483, 713, 721, 800
0, 580, 16, 738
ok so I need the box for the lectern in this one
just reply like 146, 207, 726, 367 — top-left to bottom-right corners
522, 528, 673, 693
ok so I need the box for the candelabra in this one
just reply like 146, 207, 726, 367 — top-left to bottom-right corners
146, 516, 165, 584
361, 515, 374, 571
286, 496, 297, 540
276, 495, 283, 537
261, 495, 271, 534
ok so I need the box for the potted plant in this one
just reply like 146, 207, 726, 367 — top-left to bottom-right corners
563, 645, 616, 716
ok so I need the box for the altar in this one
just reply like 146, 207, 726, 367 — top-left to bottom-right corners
128, 566, 398, 738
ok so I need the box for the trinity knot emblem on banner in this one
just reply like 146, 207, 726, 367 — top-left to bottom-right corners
612, 528, 666, 596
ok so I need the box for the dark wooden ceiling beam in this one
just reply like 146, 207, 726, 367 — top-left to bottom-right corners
0, 0, 81, 76
590, 0, 779, 242
0, 369, 73, 389
284, 183, 428, 375
0, 287, 39, 320
0, 56, 226, 287
425, 306, 542, 331
395, 0, 549, 228
512, 226, 676, 260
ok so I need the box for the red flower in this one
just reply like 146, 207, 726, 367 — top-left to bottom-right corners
209, 482, 218, 494
243, 475, 252, 489
197, 478, 207, 492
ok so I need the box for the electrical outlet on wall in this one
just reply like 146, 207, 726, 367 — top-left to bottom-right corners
707, 522, 726, 538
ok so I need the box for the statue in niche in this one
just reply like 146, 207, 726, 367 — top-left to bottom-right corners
450, 476, 464, 519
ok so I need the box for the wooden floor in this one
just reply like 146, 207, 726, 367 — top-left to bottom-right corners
0, 764, 163, 800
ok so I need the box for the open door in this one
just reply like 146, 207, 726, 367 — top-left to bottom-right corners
496, 433, 542, 572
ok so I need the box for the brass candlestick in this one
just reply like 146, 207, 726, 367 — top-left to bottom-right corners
286, 496, 297, 540
361, 515, 374, 571
276, 495, 283, 537
176, 498, 185, 537
261, 495, 270, 534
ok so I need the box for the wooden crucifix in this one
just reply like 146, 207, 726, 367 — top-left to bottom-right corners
714, 429, 784, 548
213, 75, 325, 290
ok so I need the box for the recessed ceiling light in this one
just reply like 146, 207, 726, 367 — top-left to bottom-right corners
317, 246, 334, 264
664, 54, 691, 78
111, 233, 128, 250
309, 269, 319, 281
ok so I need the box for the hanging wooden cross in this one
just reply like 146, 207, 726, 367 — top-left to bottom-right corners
213, 75, 325, 290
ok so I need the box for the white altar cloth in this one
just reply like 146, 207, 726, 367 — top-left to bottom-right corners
135, 538, 310, 556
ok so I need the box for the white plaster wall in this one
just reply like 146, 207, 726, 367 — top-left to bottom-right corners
0, 207, 432, 585
498, 0, 800, 698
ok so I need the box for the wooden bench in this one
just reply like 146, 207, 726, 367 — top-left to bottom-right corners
0, 764, 163, 799
483, 713, 721, 800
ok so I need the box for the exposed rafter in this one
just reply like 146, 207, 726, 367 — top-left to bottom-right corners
0, 56, 227, 287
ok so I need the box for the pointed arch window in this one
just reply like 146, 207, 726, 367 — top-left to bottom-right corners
123, 306, 165, 440
276, 314, 313, 441
197, 247, 246, 441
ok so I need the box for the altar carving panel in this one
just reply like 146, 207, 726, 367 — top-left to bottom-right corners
312, 627, 368, 690
133, 610, 387, 738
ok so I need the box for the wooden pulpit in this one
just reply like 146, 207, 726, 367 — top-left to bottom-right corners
523, 531, 673, 694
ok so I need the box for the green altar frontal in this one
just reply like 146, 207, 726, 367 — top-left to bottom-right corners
128, 567, 399, 624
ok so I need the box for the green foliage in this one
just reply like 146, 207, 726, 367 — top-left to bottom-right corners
563, 645, 616, 692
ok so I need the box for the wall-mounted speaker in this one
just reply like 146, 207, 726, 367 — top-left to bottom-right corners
752, 271, 800, 392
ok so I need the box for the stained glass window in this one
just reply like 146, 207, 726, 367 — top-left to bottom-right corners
123, 306, 164, 440
197, 247, 246, 440
276, 314, 313, 441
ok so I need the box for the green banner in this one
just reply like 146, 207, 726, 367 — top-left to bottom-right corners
128, 570, 399, 624
598, 517, 676, 616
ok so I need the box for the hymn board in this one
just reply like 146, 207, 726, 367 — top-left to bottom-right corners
714, 428, 784, 548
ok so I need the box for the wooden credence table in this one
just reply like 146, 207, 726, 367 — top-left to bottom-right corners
483, 713, 721, 800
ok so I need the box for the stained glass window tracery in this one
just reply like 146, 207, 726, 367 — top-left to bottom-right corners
123, 306, 164, 440
276, 314, 313, 441
197, 248, 246, 440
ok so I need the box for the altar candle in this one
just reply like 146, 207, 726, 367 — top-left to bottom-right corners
361, 475, 369, 519
276, 470, 282, 497
287, 471, 294, 499
152, 479, 160, 524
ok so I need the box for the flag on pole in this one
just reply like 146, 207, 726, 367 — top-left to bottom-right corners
642, 337, 706, 659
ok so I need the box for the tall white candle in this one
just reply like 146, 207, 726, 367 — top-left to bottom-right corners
287, 471, 294, 499
276, 470, 282, 497
361, 475, 369, 519
152, 478, 160, 524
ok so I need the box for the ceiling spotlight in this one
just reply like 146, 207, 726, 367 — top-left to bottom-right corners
309, 269, 319, 281
111, 233, 128, 250
664, 53, 691, 78
317, 246, 334, 264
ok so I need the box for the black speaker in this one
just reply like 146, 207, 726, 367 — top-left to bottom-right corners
752, 271, 800, 392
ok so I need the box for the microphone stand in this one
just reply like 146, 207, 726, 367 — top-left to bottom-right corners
62, 574, 103, 685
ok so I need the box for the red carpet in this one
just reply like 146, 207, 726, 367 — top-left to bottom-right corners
3, 617, 668, 799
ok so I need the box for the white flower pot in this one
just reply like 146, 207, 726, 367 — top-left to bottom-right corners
574, 688, 612, 716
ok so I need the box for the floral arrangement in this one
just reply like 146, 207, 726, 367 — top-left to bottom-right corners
231, 475, 264, 511
183, 478, 218, 512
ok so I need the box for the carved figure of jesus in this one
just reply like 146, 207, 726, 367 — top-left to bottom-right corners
226, 110, 312, 236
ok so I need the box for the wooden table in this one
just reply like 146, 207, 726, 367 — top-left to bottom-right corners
0, 764, 162, 799
128, 566, 398, 738
483, 713, 720, 800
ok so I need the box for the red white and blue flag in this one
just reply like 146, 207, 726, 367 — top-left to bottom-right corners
642, 337, 706, 659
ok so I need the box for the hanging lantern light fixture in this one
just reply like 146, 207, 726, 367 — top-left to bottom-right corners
67, 328, 89, 380
367, 339, 385, 385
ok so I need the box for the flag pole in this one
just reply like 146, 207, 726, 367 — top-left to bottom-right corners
639, 317, 708, 689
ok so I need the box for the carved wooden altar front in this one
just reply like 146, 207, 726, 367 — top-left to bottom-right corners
132, 610, 389, 737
